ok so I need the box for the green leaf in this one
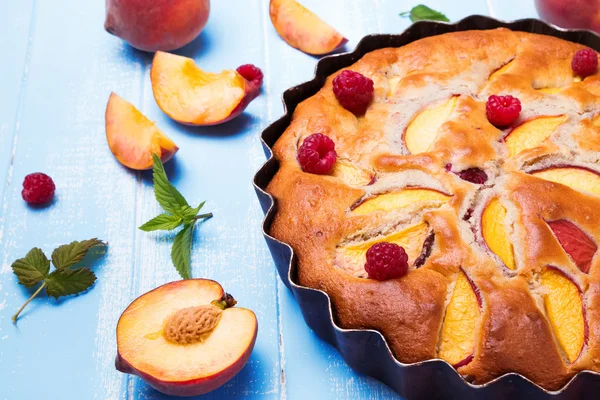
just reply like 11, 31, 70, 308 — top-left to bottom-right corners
45, 268, 97, 299
152, 153, 188, 215
51, 239, 106, 270
11, 248, 50, 287
180, 202, 205, 224
171, 223, 195, 280
399, 5, 449, 22
139, 213, 183, 232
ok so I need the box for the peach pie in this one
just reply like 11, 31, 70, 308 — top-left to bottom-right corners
266, 28, 600, 390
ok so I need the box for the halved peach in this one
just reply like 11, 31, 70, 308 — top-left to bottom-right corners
404, 97, 457, 154
338, 223, 429, 276
116, 279, 258, 397
531, 166, 600, 197
105, 93, 178, 170
151, 52, 261, 126
269, 0, 347, 55
505, 115, 567, 156
351, 188, 451, 216
541, 267, 586, 363
330, 159, 373, 187
481, 198, 516, 270
547, 219, 597, 274
438, 269, 481, 368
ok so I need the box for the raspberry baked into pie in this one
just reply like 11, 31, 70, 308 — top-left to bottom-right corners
266, 28, 600, 389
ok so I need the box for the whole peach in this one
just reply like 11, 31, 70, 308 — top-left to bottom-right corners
105, 0, 210, 52
535, 0, 600, 32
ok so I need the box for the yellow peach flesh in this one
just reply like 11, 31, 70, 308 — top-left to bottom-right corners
532, 167, 600, 197
330, 159, 372, 187
405, 97, 457, 154
117, 280, 257, 383
541, 268, 585, 363
438, 271, 480, 366
269, 0, 347, 55
505, 115, 566, 156
341, 222, 429, 269
482, 198, 516, 270
151, 52, 252, 126
105, 93, 178, 170
488, 61, 514, 81
352, 188, 451, 216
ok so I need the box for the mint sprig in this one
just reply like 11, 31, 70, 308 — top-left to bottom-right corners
400, 5, 449, 22
139, 154, 212, 279
11, 239, 107, 323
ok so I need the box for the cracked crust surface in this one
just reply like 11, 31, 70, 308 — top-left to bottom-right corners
266, 28, 600, 390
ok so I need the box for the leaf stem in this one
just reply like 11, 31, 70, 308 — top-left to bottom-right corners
12, 282, 46, 324
194, 212, 213, 221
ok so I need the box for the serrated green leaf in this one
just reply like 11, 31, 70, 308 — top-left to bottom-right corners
139, 213, 183, 232
51, 239, 106, 270
11, 248, 50, 287
400, 5, 449, 22
171, 223, 195, 279
180, 201, 205, 224
152, 153, 188, 215
45, 268, 97, 299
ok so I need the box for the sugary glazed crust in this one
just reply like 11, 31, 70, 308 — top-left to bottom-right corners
266, 28, 600, 390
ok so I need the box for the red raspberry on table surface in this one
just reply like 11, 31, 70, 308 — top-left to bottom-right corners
571, 48, 598, 78
364, 242, 409, 281
21, 173, 55, 205
332, 70, 374, 115
297, 133, 337, 174
457, 168, 488, 184
486, 94, 521, 127
236, 64, 264, 87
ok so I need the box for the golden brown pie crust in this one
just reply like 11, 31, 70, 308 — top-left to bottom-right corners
266, 28, 600, 390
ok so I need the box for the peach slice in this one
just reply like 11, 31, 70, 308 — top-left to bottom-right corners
351, 188, 451, 216
269, 0, 347, 55
482, 198, 516, 270
105, 93, 178, 170
547, 220, 597, 274
438, 270, 481, 368
339, 223, 429, 275
330, 159, 373, 187
505, 115, 566, 156
541, 267, 586, 363
405, 97, 457, 154
116, 279, 258, 397
531, 166, 600, 197
151, 52, 261, 126
488, 60, 514, 81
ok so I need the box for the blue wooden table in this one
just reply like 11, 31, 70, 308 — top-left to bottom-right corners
0, 1, 539, 399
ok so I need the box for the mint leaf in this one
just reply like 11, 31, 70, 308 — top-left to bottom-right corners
51, 239, 105, 270
139, 213, 183, 231
171, 223, 195, 279
12, 248, 50, 287
400, 5, 449, 22
45, 268, 97, 299
180, 202, 209, 224
152, 153, 188, 215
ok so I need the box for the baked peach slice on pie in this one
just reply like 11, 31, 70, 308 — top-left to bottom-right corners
481, 198, 516, 270
547, 219, 597, 274
404, 97, 458, 154
531, 166, 600, 197
105, 92, 178, 170
116, 279, 258, 397
541, 267, 587, 363
438, 269, 481, 368
269, 0, 347, 55
505, 115, 567, 156
151, 52, 261, 126
351, 188, 451, 215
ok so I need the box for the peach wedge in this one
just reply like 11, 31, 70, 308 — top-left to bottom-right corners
481, 198, 516, 270
404, 97, 457, 154
532, 166, 600, 198
269, 0, 347, 55
505, 115, 566, 156
151, 52, 261, 126
438, 270, 481, 368
116, 279, 258, 397
352, 188, 451, 216
105, 93, 178, 170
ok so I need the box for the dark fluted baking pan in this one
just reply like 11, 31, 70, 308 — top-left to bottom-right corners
253, 15, 600, 399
